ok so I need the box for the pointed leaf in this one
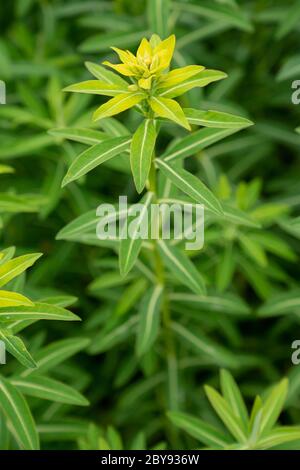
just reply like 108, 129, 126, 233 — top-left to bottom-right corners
184, 108, 253, 129
156, 159, 223, 215
0, 302, 80, 322
130, 119, 156, 193
119, 192, 154, 276
158, 69, 227, 98
63, 80, 128, 96
167, 411, 231, 448
11, 376, 89, 406
62, 136, 131, 186
204, 385, 247, 442
136, 285, 163, 356
0, 377, 39, 449
162, 128, 240, 162
0, 253, 42, 288
157, 240, 206, 295
0, 329, 36, 368
149, 96, 191, 130
260, 379, 288, 435
0, 290, 33, 308
93, 92, 145, 121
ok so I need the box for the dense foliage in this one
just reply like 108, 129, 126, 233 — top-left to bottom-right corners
0, 0, 300, 450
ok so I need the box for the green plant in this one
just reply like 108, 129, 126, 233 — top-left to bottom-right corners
1, 0, 300, 452
59, 34, 253, 417
169, 370, 300, 450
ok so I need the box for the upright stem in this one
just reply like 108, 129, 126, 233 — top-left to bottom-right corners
148, 155, 179, 445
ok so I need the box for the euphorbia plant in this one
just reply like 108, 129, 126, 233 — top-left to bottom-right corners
60, 34, 253, 411
169, 370, 300, 450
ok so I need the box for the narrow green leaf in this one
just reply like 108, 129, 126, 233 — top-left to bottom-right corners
174, 1, 253, 32
119, 192, 154, 276
156, 159, 223, 216
63, 80, 128, 96
0, 377, 39, 449
11, 376, 89, 406
162, 128, 239, 162
147, 0, 171, 38
260, 379, 288, 435
0, 253, 42, 288
0, 302, 80, 322
184, 108, 253, 129
149, 96, 191, 130
0, 290, 33, 308
171, 322, 238, 368
49, 128, 108, 145
21, 338, 90, 377
62, 136, 131, 186
136, 285, 163, 356
170, 291, 250, 316
158, 69, 227, 98
167, 411, 231, 448
85, 61, 128, 86
257, 426, 300, 449
93, 92, 145, 121
157, 240, 206, 295
258, 290, 300, 317
0, 329, 36, 368
130, 119, 156, 193
220, 369, 249, 433
204, 385, 247, 442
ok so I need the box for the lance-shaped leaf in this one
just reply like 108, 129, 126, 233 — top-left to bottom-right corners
119, 192, 154, 276
167, 411, 231, 448
258, 290, 300, 317
256, 426, 300, 450
0, 377, 39, 449
130, 119, 156, 193
204, 385, 247, 442
220, 370, 249, 434
158, 65, 205, 88
56, 209, 99, 240
162, 128, 239, 163
11, 376, 89, 406
169, 292, 250, 316
156, 159, 223, 216
171, 322, 238, 368
0, 253, 42, 288
21, 337, 91, 377
147, 0, 171, 38
136, 284, 163, 356
158, 69, 227, 98
149, 96, 191, 130
173, 1, 253, 32
63, 80, 128, 96
62, 136, 131, 186
157, 240, 206, 295
93, 92, 145, 121
0, 329, 36, 368
85, 61, 128, 86
259, 379, 288, 435
184, 108, 253, 129
49, 128, 108, 145
0, 302, 80, 322
0, 290, 33, 308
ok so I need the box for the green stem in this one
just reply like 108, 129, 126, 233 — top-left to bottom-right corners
148, 154, 179, 446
